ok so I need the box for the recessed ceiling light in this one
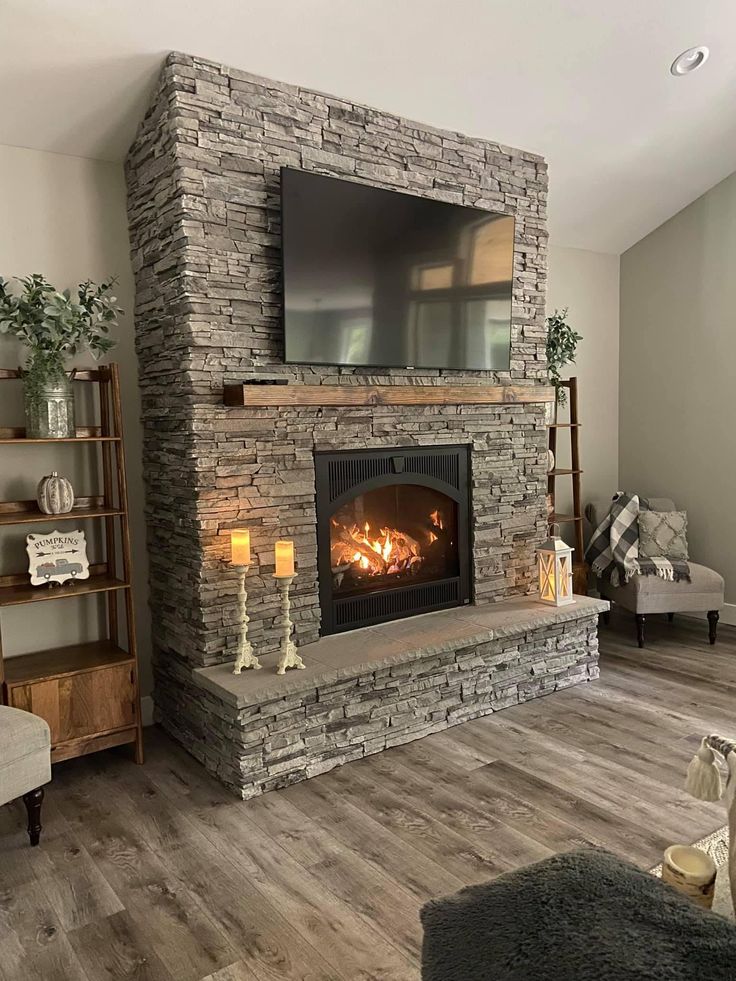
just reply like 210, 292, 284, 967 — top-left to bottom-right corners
670, 46, 710, 76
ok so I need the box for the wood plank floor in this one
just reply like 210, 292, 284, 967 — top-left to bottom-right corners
1, 611, 733, 981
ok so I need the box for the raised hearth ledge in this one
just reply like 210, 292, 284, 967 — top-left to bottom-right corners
195, 595, 608, 708
223, 383, 555, 407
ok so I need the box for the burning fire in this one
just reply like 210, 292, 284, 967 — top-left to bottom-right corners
353, 524, 393, 570
331, 518, 426, 578
428, 509, 443, 544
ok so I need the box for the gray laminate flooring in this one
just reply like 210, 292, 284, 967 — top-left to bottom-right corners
1, 610, 731, 980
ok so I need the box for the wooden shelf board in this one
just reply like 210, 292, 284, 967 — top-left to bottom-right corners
547, 469, 583, 477
4, 640, 133, 685
0, 574, 129, 608
550, 512, 583, 524
0, 505, 124, 526
0, 367, 110, 383
0, 432, 119, 443
547, 423, 580, 429
224, 383, 555, 408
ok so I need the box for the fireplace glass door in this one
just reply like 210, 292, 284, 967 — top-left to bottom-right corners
315, 445, 471, 634
330, 485, 459, 599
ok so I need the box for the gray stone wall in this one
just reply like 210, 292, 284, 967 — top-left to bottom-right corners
125, 53, 550, 673
155, 611, 600, 799
192, 401, 548, 666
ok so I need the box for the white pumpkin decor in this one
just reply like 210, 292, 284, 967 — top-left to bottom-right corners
36, 472, 75, 515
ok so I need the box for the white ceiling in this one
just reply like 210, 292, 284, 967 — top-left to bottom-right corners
2, 0, 736, 253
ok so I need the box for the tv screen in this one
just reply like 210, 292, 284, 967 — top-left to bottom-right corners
281, 168, 515, 371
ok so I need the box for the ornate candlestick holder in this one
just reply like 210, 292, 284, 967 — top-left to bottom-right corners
232, 565, 261, 673
274, 574, 305, 674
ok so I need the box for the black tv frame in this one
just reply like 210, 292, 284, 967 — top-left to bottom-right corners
280, 167, 515, 372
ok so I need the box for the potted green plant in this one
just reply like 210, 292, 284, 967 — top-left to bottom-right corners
545, 307, 582, 412
0, 274, 120, 438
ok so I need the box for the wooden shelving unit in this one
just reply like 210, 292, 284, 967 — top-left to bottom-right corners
0, 364, 143, 765
547, 377, 588, 593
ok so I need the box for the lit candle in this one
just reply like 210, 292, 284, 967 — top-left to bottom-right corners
230, 528, 251, 566
274, 540, 295, 578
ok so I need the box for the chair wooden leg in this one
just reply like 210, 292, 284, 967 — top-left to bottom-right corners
22, 787, 44, 846
635, 615, 646, 649
708, 610, 719, 646
667, 612, 675, 623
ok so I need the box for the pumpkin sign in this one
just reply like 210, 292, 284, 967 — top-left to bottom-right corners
37, 472, 75, 515
26, 529, 90, 586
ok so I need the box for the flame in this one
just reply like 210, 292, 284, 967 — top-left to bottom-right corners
331, 508, 445, 579
427, 511, 443, 544
352, 550, 370, 570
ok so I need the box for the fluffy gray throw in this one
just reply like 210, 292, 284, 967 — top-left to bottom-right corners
420, 849, 736, 980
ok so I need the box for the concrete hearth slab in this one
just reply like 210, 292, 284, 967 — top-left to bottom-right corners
194, 595, 608, 709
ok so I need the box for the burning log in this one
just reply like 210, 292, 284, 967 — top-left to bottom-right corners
330, 514, 434, 581
331, 524, 387, 574
393, 530, 422, 555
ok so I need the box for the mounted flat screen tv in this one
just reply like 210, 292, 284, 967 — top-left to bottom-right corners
281, 168, 515, 371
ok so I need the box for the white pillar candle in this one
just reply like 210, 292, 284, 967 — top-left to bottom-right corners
230, 528, 251, 566
275, 540, 295, 578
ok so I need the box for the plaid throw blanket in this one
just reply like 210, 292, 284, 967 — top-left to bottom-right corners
585, 491, 691, 586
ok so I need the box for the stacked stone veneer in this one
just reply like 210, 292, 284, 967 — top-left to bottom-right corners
155, 604, 603, 798
125, 53, 559, 788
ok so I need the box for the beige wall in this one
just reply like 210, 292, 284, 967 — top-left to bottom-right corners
0, 144, 152, 698
547, 245, 620, 528
620, 171, 736, 612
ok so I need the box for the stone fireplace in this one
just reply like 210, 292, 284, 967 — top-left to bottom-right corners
125, 53, 605, 797
315, 444, 472, 634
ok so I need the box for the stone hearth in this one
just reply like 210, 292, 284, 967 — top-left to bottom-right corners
159, 596, 606, 798
124, 53, 603, 799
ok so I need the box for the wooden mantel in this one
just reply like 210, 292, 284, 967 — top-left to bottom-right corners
223, 383, 555, 408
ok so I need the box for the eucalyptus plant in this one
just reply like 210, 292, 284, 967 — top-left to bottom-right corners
0, 274, 120, 396
545, 307, 582, 406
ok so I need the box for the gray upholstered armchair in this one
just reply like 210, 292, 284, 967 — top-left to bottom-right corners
585, 497, 725, 648
0, 705, 51, 846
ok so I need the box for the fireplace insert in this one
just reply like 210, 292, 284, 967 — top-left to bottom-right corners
315, 445, 471, 634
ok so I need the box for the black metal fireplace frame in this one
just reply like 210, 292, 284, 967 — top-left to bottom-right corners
315, 444, 472, 635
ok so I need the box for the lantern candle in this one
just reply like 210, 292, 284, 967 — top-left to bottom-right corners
537, 524, 575, 607
275, 540, 295, 578
230, 528, 251, 567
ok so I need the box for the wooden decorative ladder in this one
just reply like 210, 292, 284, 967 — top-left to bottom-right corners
0, 363, 144, 764
548, 377, 588, 594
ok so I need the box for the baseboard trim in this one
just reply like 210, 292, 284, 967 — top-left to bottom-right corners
141, 695, 155, 727
684, 603, 736, 627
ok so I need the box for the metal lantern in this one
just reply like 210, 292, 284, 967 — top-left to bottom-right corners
537, 524, 575, 606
